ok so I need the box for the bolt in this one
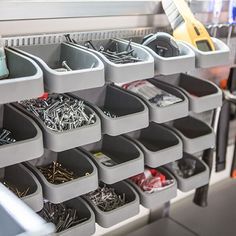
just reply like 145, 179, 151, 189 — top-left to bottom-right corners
62, 61, 72, 71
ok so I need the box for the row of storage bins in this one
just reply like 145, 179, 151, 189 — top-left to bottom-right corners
1, 152, 209, 234
1, 34, 228, 103
0, 104, 215, 168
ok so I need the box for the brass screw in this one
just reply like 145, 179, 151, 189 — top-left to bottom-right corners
2, 180, 30, 198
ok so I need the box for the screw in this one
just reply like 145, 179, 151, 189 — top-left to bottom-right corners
20, 94, 96, 132
84, 39, 142, 64
62, 61, 72, 71
86, 184, 126, 212
39, 201, 87, 233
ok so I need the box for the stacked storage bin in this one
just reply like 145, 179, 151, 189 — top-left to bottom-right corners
0, 30, 229, 235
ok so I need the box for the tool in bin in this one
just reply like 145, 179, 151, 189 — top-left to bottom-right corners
193, 107, 221, 207
0, 44, 9, 79
162, 0, 215, 51
142, 32, 180, 57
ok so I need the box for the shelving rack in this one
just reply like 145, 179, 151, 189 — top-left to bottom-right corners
0, 1, 233, 235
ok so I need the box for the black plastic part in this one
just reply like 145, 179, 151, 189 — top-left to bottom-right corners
215, 100, 230, 172
193, 148, 214, 207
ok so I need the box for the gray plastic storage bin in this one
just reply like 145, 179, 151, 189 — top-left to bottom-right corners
13, 43, 105, 93
52, 198, 95, 236
128, 168, 177, 209
0, 104, 43, 168
14, 94, 102, 152
73, 38, 154, 83
169, 116, 215, 154
0, 164, 43, 212
125, 79, 188, 123
71, 84, 149, 136
123, 36, 195, 75
182, 37, 230, 68
156, 74, 222, 113
80, 135, 144, 184
26, 148, 98, 204
84, 181, 139, 228
125, 122, 183, 168
166, 153, 210, 192
0, 47, 43, 104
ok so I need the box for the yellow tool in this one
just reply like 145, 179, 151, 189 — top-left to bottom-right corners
162, 0, 215, 51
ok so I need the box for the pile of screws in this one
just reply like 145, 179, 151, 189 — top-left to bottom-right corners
2, 180, 30, 198
130, 168, 174, 194
102, 109, 117, 118
38, 161, 78, 184
39, 201, 87, 233
86, 184, 126, 212
84, 39, 142, 64
171, 158, 197, 178
20, 93, 96, 132
0, 129, 16, 145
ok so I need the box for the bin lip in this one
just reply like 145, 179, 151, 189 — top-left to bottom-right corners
70, 40, 154, 67
5, 47, 43, 82
83, 181, 139, 215
13, 99, 101, 135
0, 104, 43, 150
26, 149, 98, 189
11, 42, 105, 75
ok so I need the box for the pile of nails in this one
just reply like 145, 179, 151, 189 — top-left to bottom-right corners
20, 93, 96, 132
171, 158, 197, 178
2, 180, 30, 198
0, 129, 16, 145
102, 109, 117, 118
130, 168, 174, 194
84, 39, 142, 64
38, 161, 78, 184
39, 201, 87, 233
87, 184, 126, 212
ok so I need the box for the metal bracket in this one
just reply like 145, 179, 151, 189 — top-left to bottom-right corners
3, 27, 157, 47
